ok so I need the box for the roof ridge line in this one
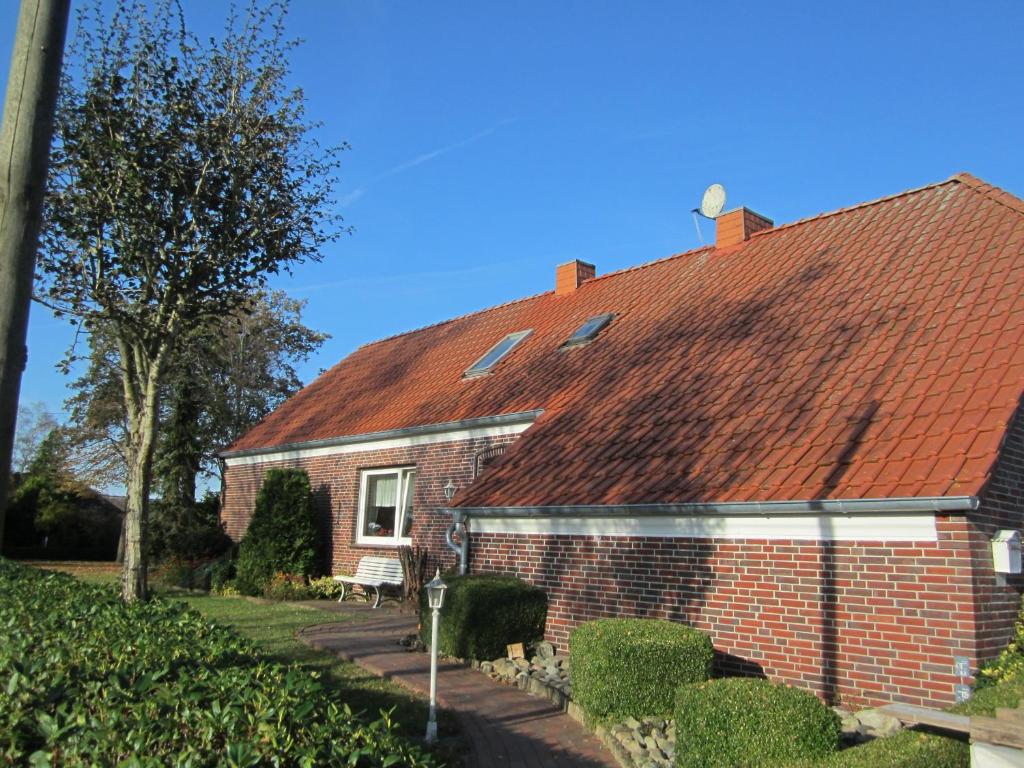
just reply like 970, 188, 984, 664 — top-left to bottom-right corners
358, 246, 717, 349
354, 173, 1019, 352
579, 245, 715, 286
748, 175, 963, 240
356, 287, 553, 351
952, 171, 1024, 217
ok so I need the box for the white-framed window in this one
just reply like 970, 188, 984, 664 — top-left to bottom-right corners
356, 467, 417, 546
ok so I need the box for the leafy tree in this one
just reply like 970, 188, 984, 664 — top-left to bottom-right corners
11, 402, 60, 473
38, 0, 342, 600
62, 327, 131, 490
4, 427, 120, 557
158, 289, 329, 491
63, 290, 326, 564
235, 468, 317, 595
5, 430, 76, 547
148, 491, 229, 563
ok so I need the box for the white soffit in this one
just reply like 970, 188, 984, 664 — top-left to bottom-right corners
469, 513, 939, 541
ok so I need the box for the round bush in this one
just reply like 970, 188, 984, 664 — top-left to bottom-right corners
674, 677, 840, 768
419, 574, 547, 660
570, 618, 713, 719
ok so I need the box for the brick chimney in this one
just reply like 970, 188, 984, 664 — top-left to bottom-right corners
556, 259, 596, 295
716, 208, 774, 248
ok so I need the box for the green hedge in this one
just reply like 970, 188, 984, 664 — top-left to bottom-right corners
419, 573, 547, 660
570, 618, 713, 719
0, 558, 436, 766
674, 678, 840, 768
236, 468, 319, 595
802, 730, 968, 768
952, 674, 1024, 716
976, 594, 1024, 689
810, 669, 1024, 768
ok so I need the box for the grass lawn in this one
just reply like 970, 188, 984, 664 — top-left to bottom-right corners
19, 561, 459, 760
21, 560, 121, 584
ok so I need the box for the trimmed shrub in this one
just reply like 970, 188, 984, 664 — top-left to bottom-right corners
215, 580, 241, 596
263, 572, 312, 601
807, 642, 1024, 768
674, 678, 840, 768
418, 573, 547, 660
977, 594, 1024, 688
793, 730, 968, 768
236, 469, 318, 595
0, 558, 436, 766
150, 555, 195, 589
570, 618, 713, 719
201, 555, 236, 591
953, 674, 1024, 716
309, 575, 345, 600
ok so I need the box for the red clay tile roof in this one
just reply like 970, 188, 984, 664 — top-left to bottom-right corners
228, 173, 1024, 507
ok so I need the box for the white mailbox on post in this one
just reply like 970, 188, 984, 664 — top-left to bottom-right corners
991, 529, 1022, 574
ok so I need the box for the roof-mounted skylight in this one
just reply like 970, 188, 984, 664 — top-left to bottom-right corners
464, 330, 532, 377
563, 313, 613, 348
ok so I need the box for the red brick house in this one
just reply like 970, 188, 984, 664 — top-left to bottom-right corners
221, 173, 1024, 709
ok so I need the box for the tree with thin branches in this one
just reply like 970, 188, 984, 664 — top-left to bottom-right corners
38, 0, 343, 600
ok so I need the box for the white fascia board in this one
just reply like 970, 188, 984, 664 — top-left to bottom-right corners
450, 496, 979, 542
222, 411, 540, 467
469, 513, 939, 541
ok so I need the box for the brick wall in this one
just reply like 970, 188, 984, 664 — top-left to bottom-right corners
973, 399, 1024, 660
470, 515, 980, 709
221, 433, 520, 575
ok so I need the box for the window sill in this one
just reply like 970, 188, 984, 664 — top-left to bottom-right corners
354, 537, 413, 548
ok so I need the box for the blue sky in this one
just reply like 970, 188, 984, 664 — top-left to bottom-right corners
5, 0, 1024, 436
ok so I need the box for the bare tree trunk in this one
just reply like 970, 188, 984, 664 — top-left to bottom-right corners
399, 545, 428, 604
119, 345, 167, 602
0, 0, 70, 549
121, 447, 151, 600
115, 512, 126, 563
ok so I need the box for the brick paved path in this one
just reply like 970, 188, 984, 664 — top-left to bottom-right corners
297, 602, 616, 768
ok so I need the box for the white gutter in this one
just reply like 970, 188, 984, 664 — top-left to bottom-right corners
449, 495, 979, 519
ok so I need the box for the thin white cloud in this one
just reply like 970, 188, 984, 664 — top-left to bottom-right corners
338, 118, 515, 207
338, 188, 366, 207
291, 258, 528, 295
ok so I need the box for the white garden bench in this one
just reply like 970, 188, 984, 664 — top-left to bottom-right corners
333, 556, 404, 609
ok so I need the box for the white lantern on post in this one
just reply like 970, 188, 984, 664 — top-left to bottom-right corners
424, 568, 448, 743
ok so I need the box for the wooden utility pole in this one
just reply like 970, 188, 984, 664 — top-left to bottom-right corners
0, 0, 71, 548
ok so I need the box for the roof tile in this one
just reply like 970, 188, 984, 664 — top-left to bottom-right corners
229, 174, 1024, 507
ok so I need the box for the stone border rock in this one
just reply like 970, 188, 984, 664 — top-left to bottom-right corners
471, 640, 573, 711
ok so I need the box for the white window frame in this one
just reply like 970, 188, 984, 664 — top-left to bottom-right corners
355, 466, 417, 547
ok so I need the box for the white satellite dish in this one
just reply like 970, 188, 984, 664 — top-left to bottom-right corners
700, 183, 726, 219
